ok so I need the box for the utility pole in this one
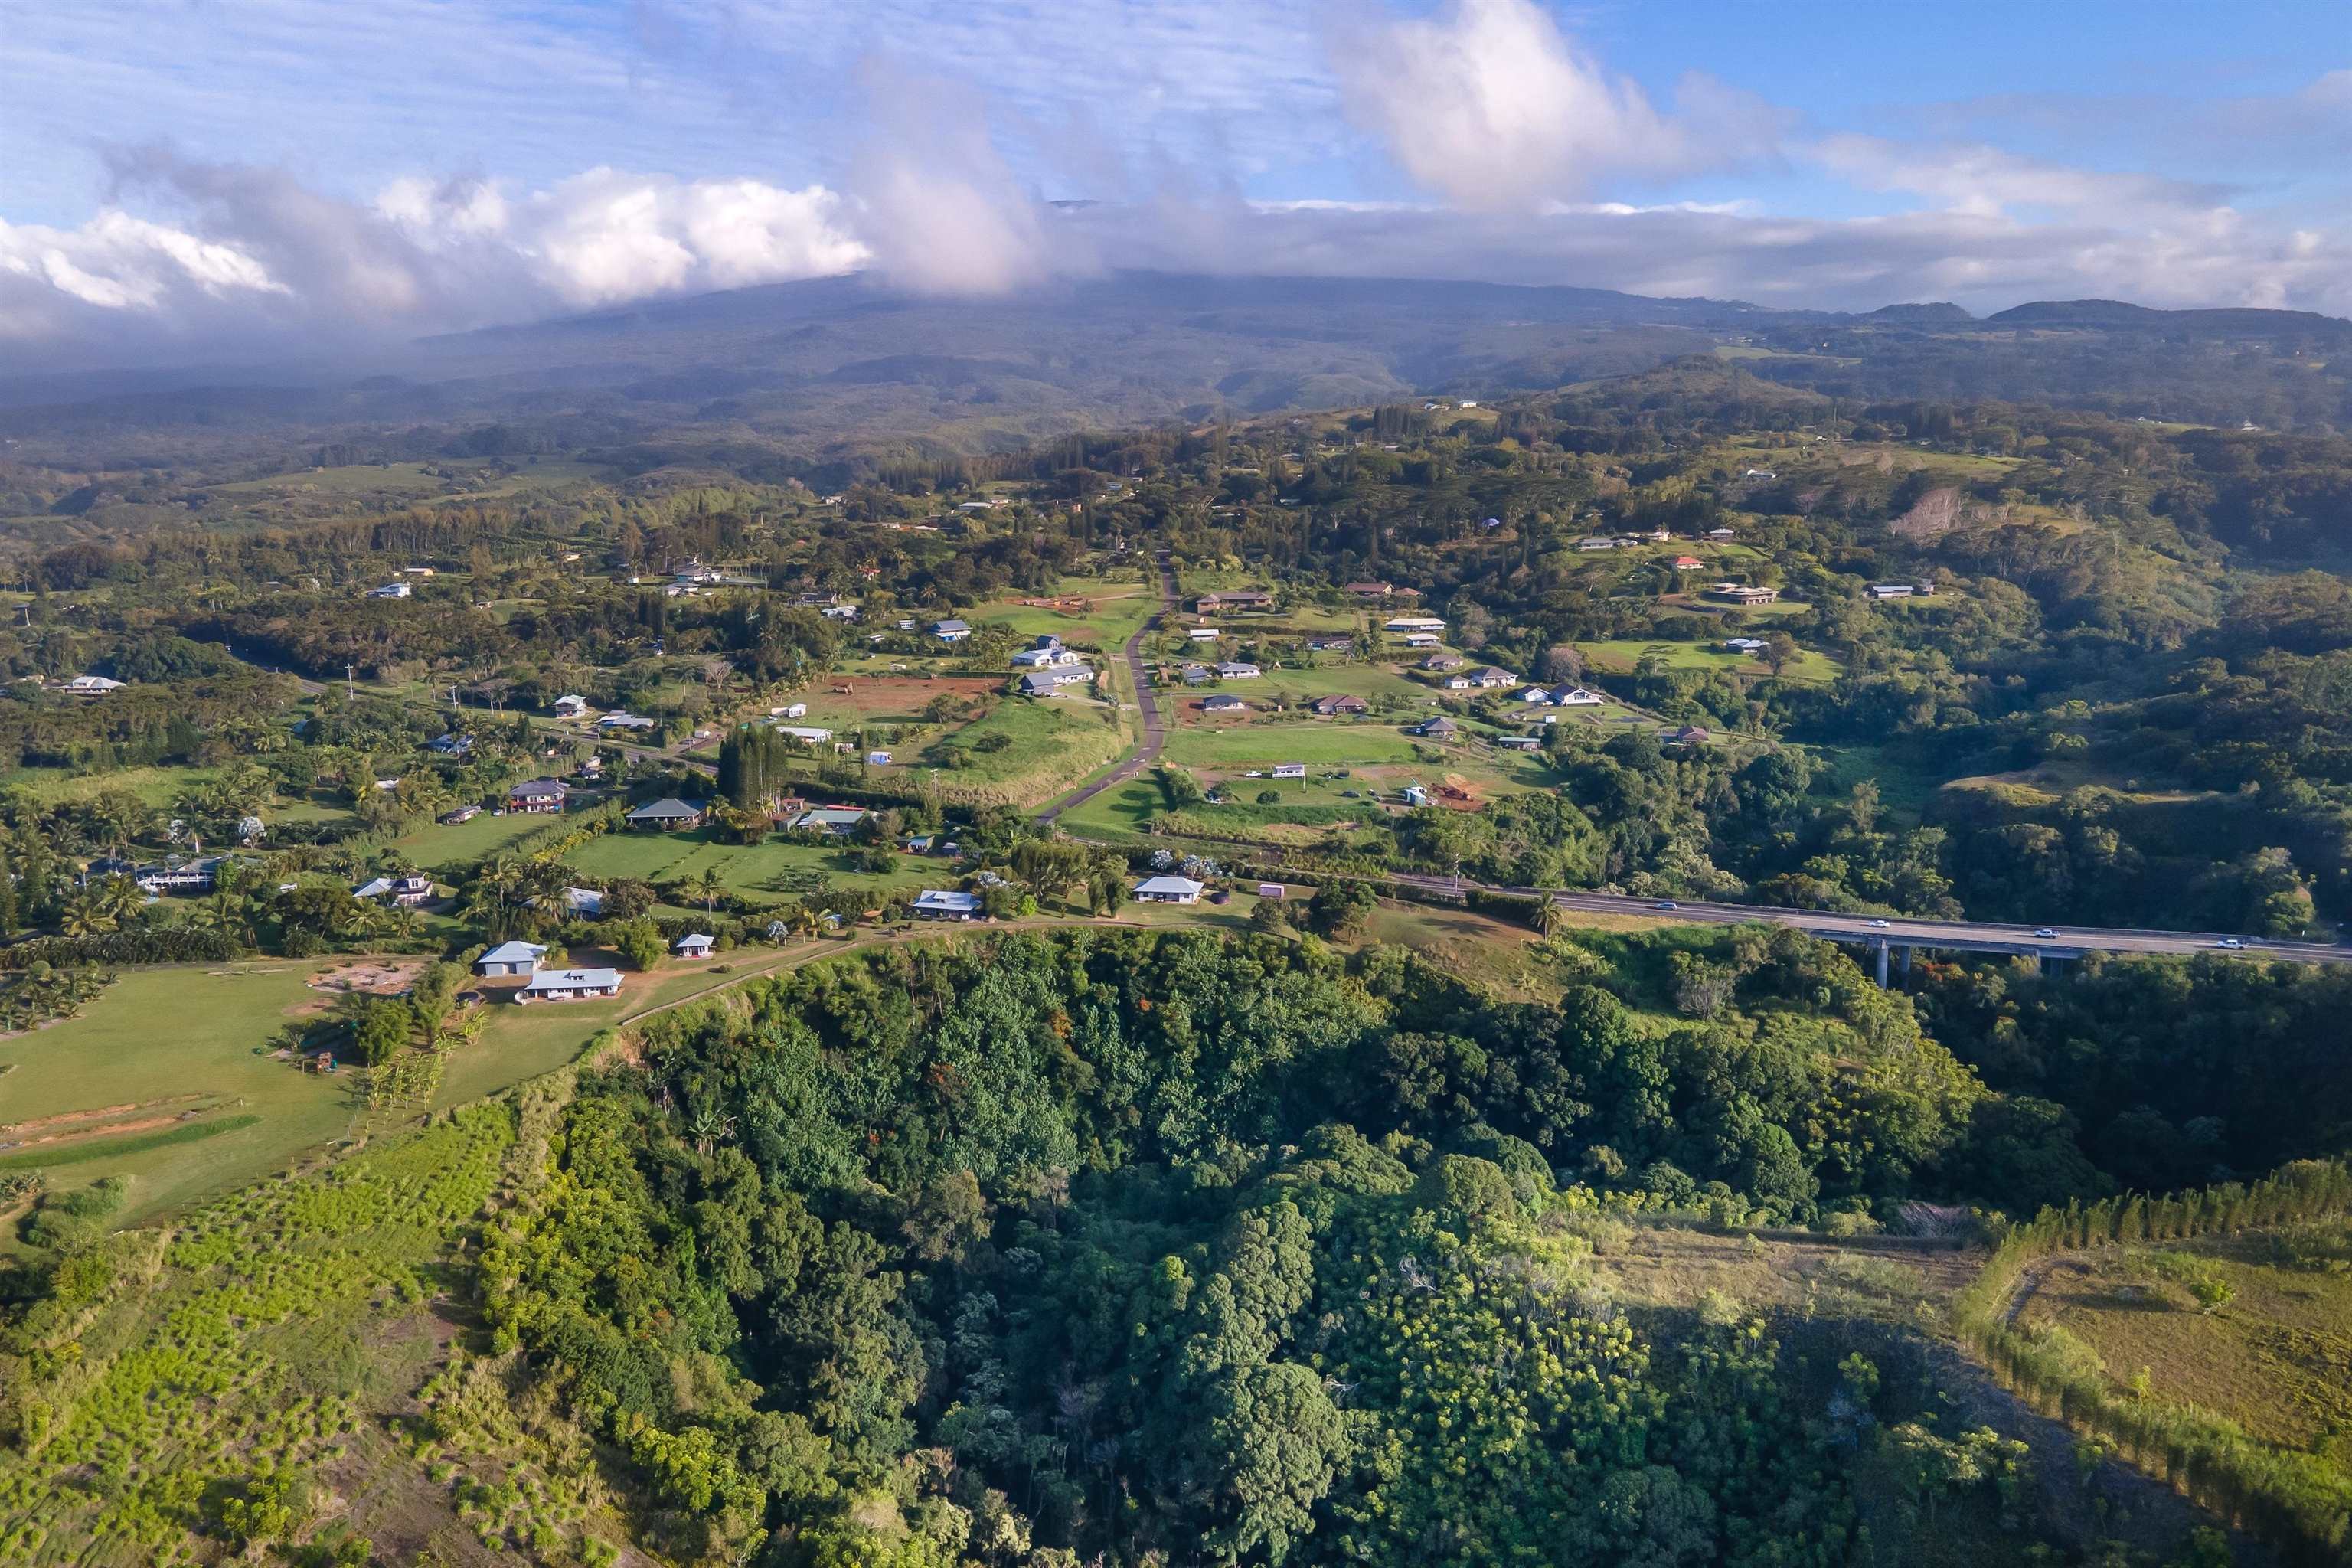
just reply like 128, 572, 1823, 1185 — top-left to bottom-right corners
345, 663, 354, 699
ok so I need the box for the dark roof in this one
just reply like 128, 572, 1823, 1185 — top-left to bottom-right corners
510, 777, 569, 797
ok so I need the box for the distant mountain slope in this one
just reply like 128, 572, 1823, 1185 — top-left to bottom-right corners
0, 273, 2344, 475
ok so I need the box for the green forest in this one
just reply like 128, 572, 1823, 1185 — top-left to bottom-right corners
469, 928, 2300, 1566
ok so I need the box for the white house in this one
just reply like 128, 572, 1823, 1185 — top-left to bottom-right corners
1497, 736, 1544, 751
1272, 763, 1307, 779
368, 581, 411, 599
517, 967, 622, 1003
1867, 583, 1918, 600
1185, 627, 1222, 642
773, 702, 809, 719
1385, 616, 1446, 632
475, 940, 547, 978
1013, 644, 1086, 668
1132, 875, 1205, 904
1724, 637, 1768, 654
1203, 694, 1248, 714
674, 933, 715, 959
933, 619, 972, 642
1555, 687, 1604, 707
913, 889, 982, 920
1217, 662, 1262, 680
61, 674, 125, 695
354, 874, 434, 906
1403, 633, 1442, 649
551, 694, 588, 717
776, 725, 835, 744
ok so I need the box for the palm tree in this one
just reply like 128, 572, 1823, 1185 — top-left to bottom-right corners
696, 866, 725, 912
60, 884, 113, 936
94, 874, 144, 929
195, 890, 254, 946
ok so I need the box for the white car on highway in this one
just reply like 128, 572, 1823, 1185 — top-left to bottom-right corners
1865, 919, 1890, 929
2215, 938, 2245, 949
2033, 927, 2061, 939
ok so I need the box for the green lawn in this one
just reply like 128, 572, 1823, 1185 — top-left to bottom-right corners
563, 827, 940, 903
206, 456, 615, 502
392, 803, 583, 873
969, 573, 1159, 648
0, 963, 354, 1230
1579, 637, 1841, 684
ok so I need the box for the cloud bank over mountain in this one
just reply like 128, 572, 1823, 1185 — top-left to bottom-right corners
2, 0, 2344, 366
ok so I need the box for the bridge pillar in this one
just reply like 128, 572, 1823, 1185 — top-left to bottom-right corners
1872, 938, 1890, 989
1899, 945, 1912, 981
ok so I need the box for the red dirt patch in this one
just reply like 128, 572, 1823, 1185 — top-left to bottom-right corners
822, 675, 1005, 720
0, 1093, 214, 1138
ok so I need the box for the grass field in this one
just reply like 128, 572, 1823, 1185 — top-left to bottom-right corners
0, 764, 220, 807
388, 802, 576, 871
206, 456, 614, 503
2014, 1228, 2352, 1459
563, 827, 941, 903
1579, 636, 1841, 684
969, 573, 1159, 648
0, 964, 355, 1230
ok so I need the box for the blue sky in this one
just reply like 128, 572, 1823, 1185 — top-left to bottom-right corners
2, 0, 2347, 363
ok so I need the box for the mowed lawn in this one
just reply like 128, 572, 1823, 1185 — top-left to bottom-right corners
563, 826, 941, 902
0, 963, 354, 1229
394, 802, 585, 873
1579, 636, 1841, 684
969, 576, 1160, 648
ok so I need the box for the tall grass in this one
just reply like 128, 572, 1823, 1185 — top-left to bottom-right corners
1951, 1159, 2352, 1565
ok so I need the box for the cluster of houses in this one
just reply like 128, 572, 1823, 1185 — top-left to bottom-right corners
1179, 662, 1262, 685
1574, 528, 1739, 552
1013, 635, 1096, 697
472, 942, 622, 1004
908, 871, 1207, 921
1517, 684, 1606, 707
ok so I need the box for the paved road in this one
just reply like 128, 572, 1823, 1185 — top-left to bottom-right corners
1036, 554, 1179, 824
1387, 874, 2352, 965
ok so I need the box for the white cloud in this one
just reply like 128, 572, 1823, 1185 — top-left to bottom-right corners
0, 155, 873, 359
0, 210, 288, 338
844, 61, 1089, 295
1328, 0, 1783, 211
1810, 135, 2230, 221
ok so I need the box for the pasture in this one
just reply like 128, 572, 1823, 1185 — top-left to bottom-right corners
0, 964, 354, 1230
562, 826, 940, 903
1578, 635, 1841, 684
2013, 1228, 2352, 1460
